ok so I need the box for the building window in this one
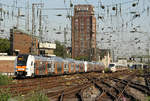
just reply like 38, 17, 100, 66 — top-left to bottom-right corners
80, 41, 84, 48
75, 19, 78, 22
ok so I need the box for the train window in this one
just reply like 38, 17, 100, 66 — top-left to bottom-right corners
34, 63, 36, 68
48, 63, 51, 68
31, 61, 33, 66
17, 54, 28, 66
43, 62, 46, 69
109, 64, 115, 68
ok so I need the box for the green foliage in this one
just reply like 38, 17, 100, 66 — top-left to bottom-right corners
26, 92, 49, 101
0, 38, 10, 54
54, 41, 67, 58
138, 69, 144, 75
146, 96, 150, 101
0, 89, 12, 101
104, 68, 110, 73
0, 74, 13, 85
14, 92, 49, 101
75, 56, 89, 61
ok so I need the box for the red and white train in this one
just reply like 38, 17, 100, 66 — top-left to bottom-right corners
14, 54, 105, 77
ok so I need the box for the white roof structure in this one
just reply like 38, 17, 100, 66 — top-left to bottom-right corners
0, 56, 16, 61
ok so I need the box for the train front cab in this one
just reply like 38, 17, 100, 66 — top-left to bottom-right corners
108, 63, 116, 72
15, 54, 34, 77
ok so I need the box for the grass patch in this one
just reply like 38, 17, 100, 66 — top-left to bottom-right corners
104, 68, 110, 73
0, 89, 12, 101
26, 92, 49, 101
0, 74, 13, 85
146, 96, 150, 101
14, 91, 49, 101
137, 69, 144, 75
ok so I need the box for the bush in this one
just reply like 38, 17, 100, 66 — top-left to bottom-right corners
0, 89, 12, 101
104, 68, 110, 73
14, 91, 49, 101
146, 96, 150, 101
0, 74, 13, 85
138, 69, 144, 75
27, 92, 49, 101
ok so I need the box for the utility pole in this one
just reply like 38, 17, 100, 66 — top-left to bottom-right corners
31, 4, 35, 54
89, 16, 93, 62
25, 0, 29, 32
0, 3, 2, 28
39, 0, 43, 42
16, 8, 20, 28
31, 3, 43, 54
64, 27, 67, 58
39, 8, 42, 42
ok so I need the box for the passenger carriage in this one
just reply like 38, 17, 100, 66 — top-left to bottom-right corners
108, 63, 128, 72
14, 54, 105, 78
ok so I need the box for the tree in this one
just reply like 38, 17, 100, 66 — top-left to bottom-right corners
0, 38, 10, 54
75, 56, 89, 61
54, 41, 67, 58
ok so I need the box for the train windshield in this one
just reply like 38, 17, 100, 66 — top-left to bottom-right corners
109, 64, 115, 68
17, 54, 28, 66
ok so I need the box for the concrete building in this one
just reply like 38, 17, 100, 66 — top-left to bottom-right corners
71, 5, 96, 61
39, 42, 56, 56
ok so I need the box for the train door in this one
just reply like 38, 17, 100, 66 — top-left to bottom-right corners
80, 63, 84, 72
84, 61, 87, 72
76, 64, 79, 73
64, 63, 69, 74
57, 62, 62, 74
51, 61, 55, 74
71, 63, 74, 73
30, 56, 35, 76
47, 62, 53, 74
26, 55, 35, 77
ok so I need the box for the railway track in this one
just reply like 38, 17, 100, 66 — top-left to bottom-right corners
111, 77, 150, 95
94, 70, 150, 101
144, 68, 150, 89
0, 70, 149, 101
92, 71, 137, 101
1, 74, 89, 96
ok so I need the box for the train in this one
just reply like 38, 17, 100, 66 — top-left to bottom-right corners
108, 62, 149, 72
14, 54, 105, 78
108, 63, 128, 72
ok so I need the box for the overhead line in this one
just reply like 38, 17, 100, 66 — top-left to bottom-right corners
42, 8, 72, 10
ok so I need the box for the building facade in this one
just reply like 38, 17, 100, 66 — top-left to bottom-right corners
39, 42, 56, 56
0, 56, 16, 75
71, 5, 96, 61
10, 29, 38, 55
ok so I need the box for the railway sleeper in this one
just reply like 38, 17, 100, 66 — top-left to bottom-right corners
111, 77, 150, 95
129, 84, 150, 96
120, 81, 150, 95
75, 90, 84, 101
122, 90, 139, 101
95, 83, 117, 101
145, 78, 150, 89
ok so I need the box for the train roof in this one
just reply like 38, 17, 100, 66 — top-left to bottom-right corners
51, 56, 64, 62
